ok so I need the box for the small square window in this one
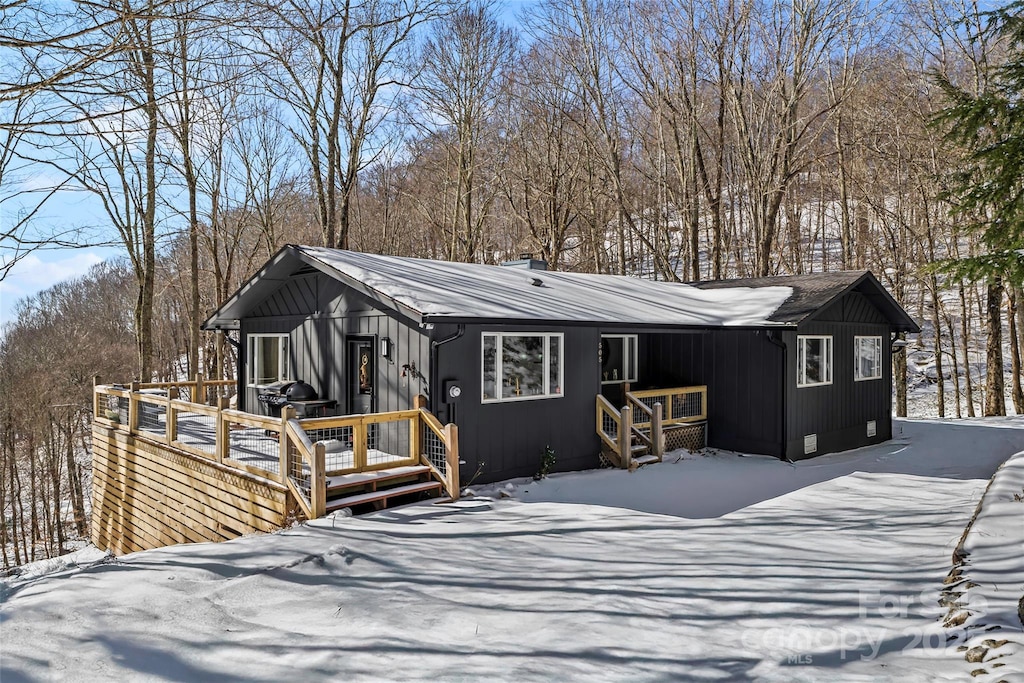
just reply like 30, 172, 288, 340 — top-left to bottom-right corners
797, 335, 832, 387
855, 336, 883, 381
247, 334, 290, 386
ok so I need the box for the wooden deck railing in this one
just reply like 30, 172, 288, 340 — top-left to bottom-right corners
94, 383, 459, 520
596, 385, 707, 468
628, 385, 707, 426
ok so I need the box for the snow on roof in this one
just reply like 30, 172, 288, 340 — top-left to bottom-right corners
298, 246, 793, 327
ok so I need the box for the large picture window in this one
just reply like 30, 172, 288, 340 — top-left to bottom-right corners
482, 333, 563, 402
600, 334, 638, 384
855, 336, 883, 381
797, 335, 832, 387
248, 334, 289, 386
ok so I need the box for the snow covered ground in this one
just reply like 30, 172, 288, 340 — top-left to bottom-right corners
944, 448, 1024, 680
2, 418, 1023, 682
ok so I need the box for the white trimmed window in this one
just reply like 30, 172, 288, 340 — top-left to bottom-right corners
855, 336, 883, 381
248, 334, 290, 386
482, 333, 563, 402
601, 334, 638, 384
797, 335, 832, 387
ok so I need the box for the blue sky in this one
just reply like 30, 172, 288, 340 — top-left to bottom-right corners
0, 0, 537, 330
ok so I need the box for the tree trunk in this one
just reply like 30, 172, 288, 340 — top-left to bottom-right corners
984, 280, 1006, 416
894, 332, 908, 417
1008, 286, 1023, 414
930, 275, 944, 417
960, 283, 976, 417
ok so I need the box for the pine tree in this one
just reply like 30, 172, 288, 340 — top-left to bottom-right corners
934, 1, 1024, 415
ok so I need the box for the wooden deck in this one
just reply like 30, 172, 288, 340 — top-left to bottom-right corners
92, 380, 459, 555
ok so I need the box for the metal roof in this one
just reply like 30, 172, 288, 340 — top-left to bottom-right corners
203, 246, 919, 333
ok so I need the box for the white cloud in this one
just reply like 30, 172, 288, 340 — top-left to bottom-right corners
0, 250, 107, 326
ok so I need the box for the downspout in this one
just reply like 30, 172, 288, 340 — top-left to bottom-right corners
429, 323, 465, 414
767, 330, 789, 461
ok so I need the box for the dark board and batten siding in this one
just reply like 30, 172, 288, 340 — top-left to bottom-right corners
784, 290, 893, 460
240, 273, 429, 417
433, 323, 602, 484
641, 330, 784, 457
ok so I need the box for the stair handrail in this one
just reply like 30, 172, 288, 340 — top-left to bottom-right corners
595, 395, 621, 453
284, 415, 325, 519
417, 409, 461, 501
625, 392, 663, 461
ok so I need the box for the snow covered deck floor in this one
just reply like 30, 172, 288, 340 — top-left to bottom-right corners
149, 412, 407, 475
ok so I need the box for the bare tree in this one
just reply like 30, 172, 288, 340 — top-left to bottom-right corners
415, 1, 517, 261
246, 0, 441, 250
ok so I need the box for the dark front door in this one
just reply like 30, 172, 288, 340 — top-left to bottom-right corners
348, 338, 375, 414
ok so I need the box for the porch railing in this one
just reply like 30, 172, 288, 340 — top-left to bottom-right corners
94, 383, 459, 520
628, 385, 707, 427
596, 385, 707, 468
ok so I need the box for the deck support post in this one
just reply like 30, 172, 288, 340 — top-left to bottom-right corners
444, 423, 460, 501
311, 442, 326, 518
619, 404, 632, 469
652, 402, 663, 461
279, 405, 294, 483
166, 387, 179, 445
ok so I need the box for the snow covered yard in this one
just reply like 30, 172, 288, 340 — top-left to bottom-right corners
2, 418, 1023, 682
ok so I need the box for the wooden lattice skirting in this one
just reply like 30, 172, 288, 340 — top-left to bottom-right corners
664, 423, 707, 452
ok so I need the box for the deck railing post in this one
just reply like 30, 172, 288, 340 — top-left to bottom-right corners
353, 418, 368, 471
93, 375, 102, 420
619, 404, 632, 469
311, 442, 326, 518
410, 414, 420, 464
652, 401, 663, 461
444, 423, 460, 501
413, 394, 428, 410
128, 381, 140, 433
279, 405, 294, 482
166, 387, 179, 445
195, 373, 205, 405
215, 397, 228, 464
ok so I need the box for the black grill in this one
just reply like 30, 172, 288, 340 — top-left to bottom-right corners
256, 380, 334, 418
257, 381, 296, 417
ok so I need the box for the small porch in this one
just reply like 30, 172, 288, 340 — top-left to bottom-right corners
596, 385, 708, 469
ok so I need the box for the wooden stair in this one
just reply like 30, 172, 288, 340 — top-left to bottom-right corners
601, 429, 658, 469
324, 464, 445, 514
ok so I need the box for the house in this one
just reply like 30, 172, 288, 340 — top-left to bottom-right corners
202, 245, 920, 484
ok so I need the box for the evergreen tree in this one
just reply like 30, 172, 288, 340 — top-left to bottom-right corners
934, 1, 1024, 415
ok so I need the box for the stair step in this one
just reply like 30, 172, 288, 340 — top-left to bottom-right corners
630, 444, 649, 454
326, 480, 443, 512
326, 465, 431, 492
632, 454, 660, 466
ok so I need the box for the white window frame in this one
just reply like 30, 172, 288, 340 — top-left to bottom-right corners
854, 335, 883, 381
481, 332, 564, 403
247, 333, 290, 387
600, 334, 638, 384
797, 335, 833, 387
